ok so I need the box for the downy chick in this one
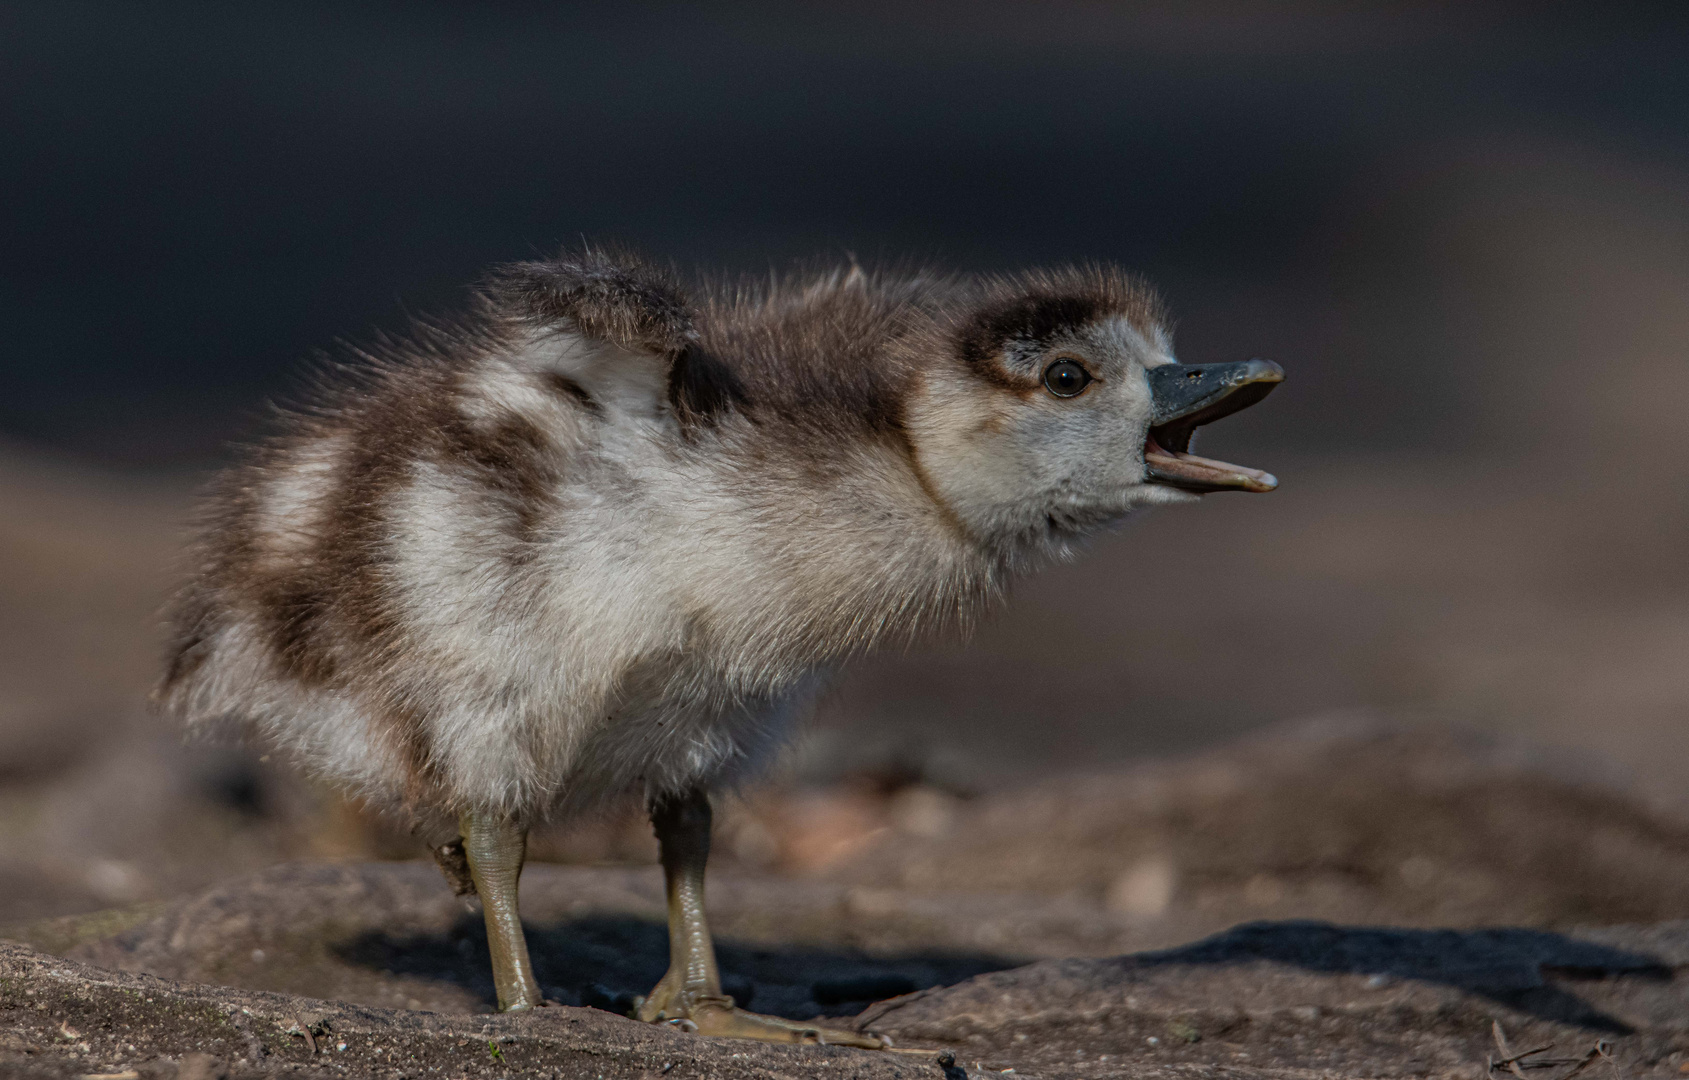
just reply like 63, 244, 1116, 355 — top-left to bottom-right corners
157, 249, 1281, 1045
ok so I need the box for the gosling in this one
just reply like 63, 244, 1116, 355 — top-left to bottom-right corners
157, 249, 1281, 1046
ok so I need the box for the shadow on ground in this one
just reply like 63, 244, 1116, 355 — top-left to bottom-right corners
1142, 921, 1672, 1033
336, 913, 1020, 1020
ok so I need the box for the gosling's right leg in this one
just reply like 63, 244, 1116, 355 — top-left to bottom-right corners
459, 810, 544, 1012
637, 788, 886, 1048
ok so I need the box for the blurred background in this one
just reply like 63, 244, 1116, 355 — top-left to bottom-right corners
4, 2, 1689, 927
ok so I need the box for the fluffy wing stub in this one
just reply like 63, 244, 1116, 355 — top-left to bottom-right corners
486, 248, 743, 427
488, 248, 696, 356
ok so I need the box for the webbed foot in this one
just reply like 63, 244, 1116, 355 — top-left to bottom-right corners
637, 988, 886, 1049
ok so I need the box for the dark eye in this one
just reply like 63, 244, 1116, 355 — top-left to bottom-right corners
1042, 358, 1093, 398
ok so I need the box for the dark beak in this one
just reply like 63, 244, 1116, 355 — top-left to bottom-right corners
1143, 359, 1283, 493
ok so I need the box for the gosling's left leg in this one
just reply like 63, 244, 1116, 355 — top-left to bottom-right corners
636, 788, 886, 1048
460, 810, 545, 1012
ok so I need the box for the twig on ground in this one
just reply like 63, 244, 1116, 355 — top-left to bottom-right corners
1488, 1023, 1617, 1080
1493, 1021, 1532, 1080
1549, 1041, 1608, 1080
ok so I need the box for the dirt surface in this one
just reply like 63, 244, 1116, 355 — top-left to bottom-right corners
0, 941, 928, 1079
868, 920, 1689, 1078
826, 716, 1689, 930
5, 884, 1689, 1078
7, 722, 1689, 1077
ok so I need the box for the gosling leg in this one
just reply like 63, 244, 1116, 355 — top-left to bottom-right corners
460, 810, 544, 1012
637, 788, 885, 1048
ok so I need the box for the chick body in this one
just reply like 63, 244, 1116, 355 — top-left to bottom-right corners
158, 251, 1184, 824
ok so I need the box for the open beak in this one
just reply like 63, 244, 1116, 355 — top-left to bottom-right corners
1143, 359, 1283, 493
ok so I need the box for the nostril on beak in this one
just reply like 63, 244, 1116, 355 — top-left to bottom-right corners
1148, 359, 1283, 429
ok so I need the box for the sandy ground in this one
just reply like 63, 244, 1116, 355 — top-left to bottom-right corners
7, 721, 1689, 1077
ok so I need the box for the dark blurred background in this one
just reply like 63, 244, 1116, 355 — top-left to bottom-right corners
4, 2, 1689, 919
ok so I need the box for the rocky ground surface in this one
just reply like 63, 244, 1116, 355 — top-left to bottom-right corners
7, 722, 1689, 1078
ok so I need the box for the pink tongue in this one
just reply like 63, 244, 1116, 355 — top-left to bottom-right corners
1144, 446, 1278, 492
